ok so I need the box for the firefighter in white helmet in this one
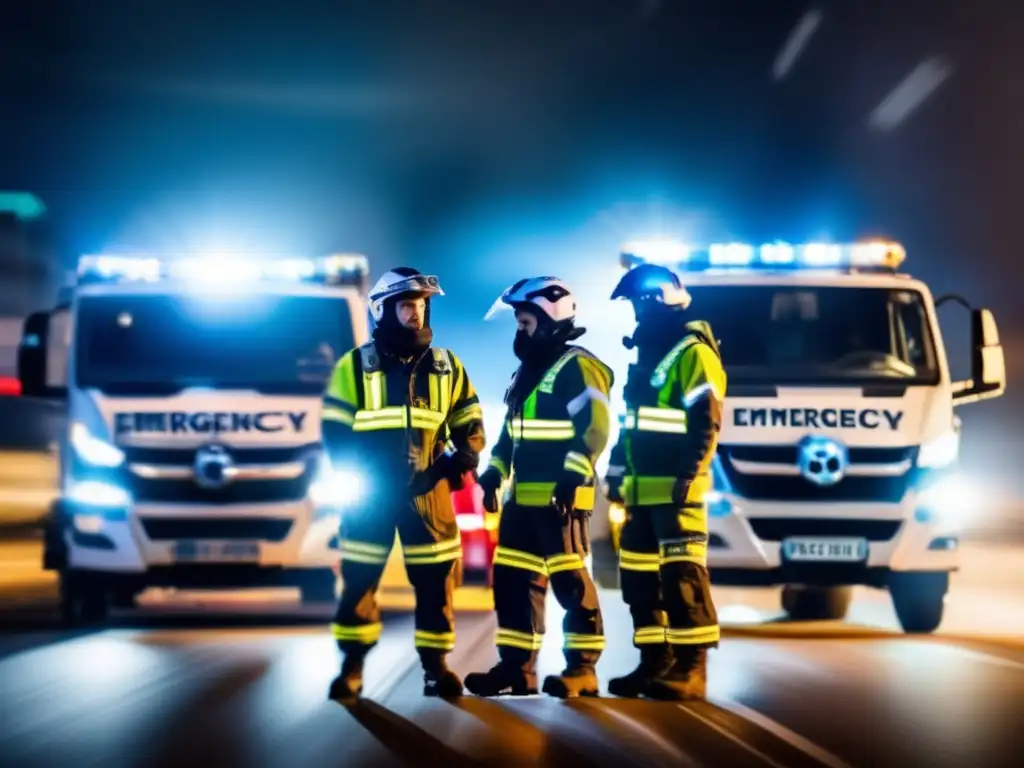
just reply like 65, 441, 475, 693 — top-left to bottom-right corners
464, 277, 613, 698
321, 267, 485, 701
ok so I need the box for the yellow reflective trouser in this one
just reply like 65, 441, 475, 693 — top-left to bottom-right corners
331, 497, 461, 657
490, 501, 604, 670
617, 503, 719, 648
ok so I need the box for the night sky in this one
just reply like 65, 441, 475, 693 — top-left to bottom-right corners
2, 0, 1021, 497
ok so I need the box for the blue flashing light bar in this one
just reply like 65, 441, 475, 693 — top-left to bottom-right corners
76, 252, 370, 288
619, 239, 906, 273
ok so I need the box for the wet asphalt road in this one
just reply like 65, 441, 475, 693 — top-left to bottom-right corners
1, 554, 1022, 768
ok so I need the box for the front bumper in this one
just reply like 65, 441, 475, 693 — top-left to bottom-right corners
706, 493, 961, 586
606, 494, 962, 588
52, 497, 342, 576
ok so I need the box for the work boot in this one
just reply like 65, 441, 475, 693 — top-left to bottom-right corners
464, 663, 538, 697
328, 657, 363, 702
424, 665, 464, 698
542, 667, 600, 699
646, 647, 708, 701
608, 645, 674, 698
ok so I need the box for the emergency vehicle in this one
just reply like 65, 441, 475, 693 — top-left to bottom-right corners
18, 253, 493, 624
608, 239, 1006, 633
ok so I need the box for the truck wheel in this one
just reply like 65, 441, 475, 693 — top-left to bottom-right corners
110, 589, 139, 610
59, 572, 110, 627
299, 570, 338, 604
890, 572, 948, 634
781, 585, 853, 621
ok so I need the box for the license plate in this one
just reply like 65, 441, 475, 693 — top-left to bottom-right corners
173, 540, 260, 563
782, 537, 868, 563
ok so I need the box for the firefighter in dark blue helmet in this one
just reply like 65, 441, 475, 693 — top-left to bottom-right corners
604, 262, 728, 700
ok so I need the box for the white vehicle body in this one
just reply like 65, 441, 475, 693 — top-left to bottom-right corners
27, 255, 371, 615
615, 242, 1006, 631
692, 272, 962, 578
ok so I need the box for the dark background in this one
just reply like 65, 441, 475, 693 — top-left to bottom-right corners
1, 0, 1020, 497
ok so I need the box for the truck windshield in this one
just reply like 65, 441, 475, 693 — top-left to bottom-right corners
686, 285, 940, 386
74, 294, 354, 395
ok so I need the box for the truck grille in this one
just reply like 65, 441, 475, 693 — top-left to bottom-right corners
719, 444, 916, 503
747, 518, 902, 542
140, 518, 294, 541
122, 444, 318, 505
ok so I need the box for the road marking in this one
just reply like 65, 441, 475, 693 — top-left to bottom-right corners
707, 698, 855, 768
945, 645, 1024, 673
678, 705, 790, 768
581, 703, 700, 768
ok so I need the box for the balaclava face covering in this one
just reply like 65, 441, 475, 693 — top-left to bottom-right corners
506, 305, 571, 412
624, 301, 690, 370
372, 292, 433, 358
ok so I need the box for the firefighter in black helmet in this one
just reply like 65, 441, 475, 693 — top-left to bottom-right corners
321, 267, 485, 701
604, 261, 727, 700
464, 277, 613, 698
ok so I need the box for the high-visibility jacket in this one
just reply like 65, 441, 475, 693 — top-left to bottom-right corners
321, 342, 485, 498
487, 346, 614, 510
613, 320, 727, 508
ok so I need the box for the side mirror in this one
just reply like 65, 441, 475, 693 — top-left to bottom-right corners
952, 308, 1006, 405
17, 310, 68, 400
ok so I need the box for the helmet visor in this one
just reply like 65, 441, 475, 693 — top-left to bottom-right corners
369, 274, 444, 302
484, 282, 528, 321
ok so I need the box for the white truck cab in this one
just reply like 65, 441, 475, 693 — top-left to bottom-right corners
615, 240, 1007, 633
18, 253, 371, 624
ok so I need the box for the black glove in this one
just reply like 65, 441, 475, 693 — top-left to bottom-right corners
409, 454, 450, 496
477, 466, 502, 513
552, 470, 585, 519
605, 474, 624, 504
671, 476, 692, 507
446, 451, 478, 491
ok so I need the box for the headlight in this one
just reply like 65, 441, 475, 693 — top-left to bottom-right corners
70, 422, 125, 467
310, 466, 363, 508
917, 433, 959, 469
706, 490, 734, 518
917, 474, 977, 525
66, 480, 131, 508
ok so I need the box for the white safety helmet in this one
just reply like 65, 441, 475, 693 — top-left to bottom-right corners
367, 267, 444, 324
485, 276, 584, 342
484, 276, 576, 322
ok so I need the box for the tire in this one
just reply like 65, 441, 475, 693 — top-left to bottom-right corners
889, 572, 948, 634
781, 585, 853, 621
59, 571, 110, 627
110, 589, 138, 610
299, 569, 339, 604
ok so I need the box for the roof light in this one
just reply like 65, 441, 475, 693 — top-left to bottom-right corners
79, 255, 161, 282
620, 238, 692, 267
709, 243, 755, 266
76, 252, 370, 289
619, 239, 906, 272
318, 253, 370, 285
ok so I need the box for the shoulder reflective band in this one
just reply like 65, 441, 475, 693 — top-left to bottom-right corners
650, 336, 700, 389
356, 360, 454, 432
505, 350, 579, 442
428, 370, 452, 416
537, 347, 581, 393
624, 406, 688, 434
